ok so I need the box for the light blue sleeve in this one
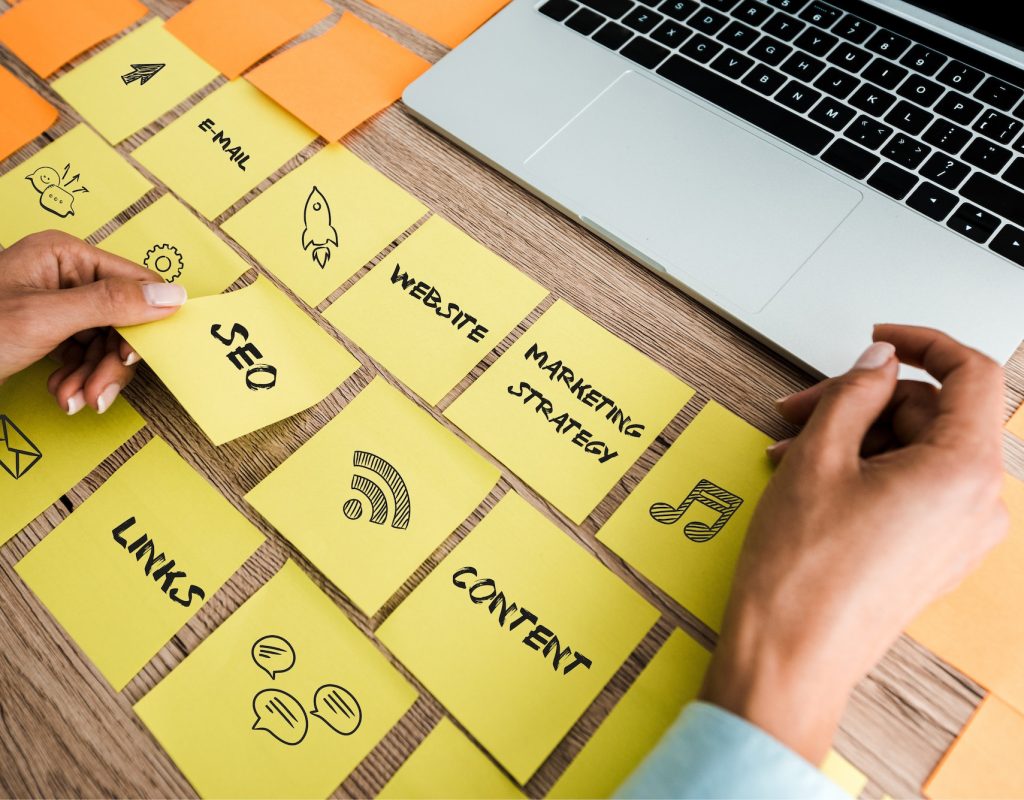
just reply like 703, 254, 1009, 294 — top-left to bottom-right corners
615, 701, 851, 800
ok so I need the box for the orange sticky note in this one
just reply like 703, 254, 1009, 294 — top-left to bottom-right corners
165, 0, 331, 79
246, 14, 430, 142
1007, 399, 1024, 440
365, 0, 510, 48
0, 65, 56, 159
924, 695, 1024, 799
0, 0, 146, 78
908, 474, 1024, 714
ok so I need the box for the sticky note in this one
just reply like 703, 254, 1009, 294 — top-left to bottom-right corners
118, 277, 359, 445
821, 750, 868, 798
908, 474, 1024, 715
52, 20, 218, 144
0, 123, 151, 246
379, 718, 523, 799
16, 438, 262, 689
365, 0, 510, 48
246, 14, 430, 142
597, 402, 773, 631
0, 65, 57, 160
378, 491, 658, 783
165, 0, 330, 79
0, 361, 144, 545
1007, 399, 1024, 440
135, 561, 418, 799
325, 216, 548, 404
221, 144, 426, 306
549, 629, 710, 799
99, 195, 249, 297
132, 80, 316, 220
444, 301, 693, 524
246, 378, 498, 615
0, 0, 146, 77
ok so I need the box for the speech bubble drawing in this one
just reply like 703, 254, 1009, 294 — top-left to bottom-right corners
25, 166, 60, 194
310, 684, 362, 736
252, 688, 308, 745
39, 185, 76, 217
251, 635, 296, 679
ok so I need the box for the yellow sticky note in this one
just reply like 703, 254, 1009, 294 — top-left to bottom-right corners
0, 361, 144, 545
0, 123, 151, 246
377, 491, 658, 783
134, 560, 418, 799
99, 195, 249, 297
118, 277, 359, 445
325, 216, 548, 404
132, 80, 315, 219
379, 718, 523, 799
222, 144, 426, 306
16, 438, 262, 689
549, 629, 710, 799
246, 378, 498, 614
1007, 399, 1024, 440
821, 750, 868, 798
444, 301, 693, 524
52, 19, 218, 144
598, 402, 773, 631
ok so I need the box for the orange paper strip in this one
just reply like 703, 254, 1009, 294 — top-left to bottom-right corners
0, 65, 56, 159
0, 0, 146, 77
366, 0, 510, 48
924, 695, 1024, 799
165, 0, 331, 79
246, 14, 430, 142
908, 474, 1024, 714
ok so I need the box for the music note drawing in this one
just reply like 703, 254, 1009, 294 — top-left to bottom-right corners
649, 479, 743, 543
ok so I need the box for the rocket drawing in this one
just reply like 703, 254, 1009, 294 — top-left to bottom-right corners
301, 186, 339, 269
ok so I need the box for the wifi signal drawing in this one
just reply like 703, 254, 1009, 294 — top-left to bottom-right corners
342, 451, 411, 530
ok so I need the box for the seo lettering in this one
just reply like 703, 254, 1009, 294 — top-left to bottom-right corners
210, 322, 278, 391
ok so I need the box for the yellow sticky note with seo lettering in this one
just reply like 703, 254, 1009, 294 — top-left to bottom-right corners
548, 629, 710, 799
377, 491, 659, 783
222, 144, 427, 306
52, 19, 219, 144
1, 361, 145, 545
0, 123, 151, 246
99, 195, 249, 297
118, 277, 359, 445
16, 438, 263, 689
134, 560, 418, 799
597, 402, 774, 631
444, 300, 693, 524
246, 378, 499, 615
325, 216, 548, 405
132, 80, 316, 219
378, 718, 524, 799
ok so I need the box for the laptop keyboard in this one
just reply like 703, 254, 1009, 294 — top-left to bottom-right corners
537, 0, 1024, 267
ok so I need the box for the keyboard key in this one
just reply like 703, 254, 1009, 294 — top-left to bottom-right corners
621, 36, 671, 66
973, 110, 1023, 146
935, 91, 982, 125
845, 115, 893, 149
990, 224, 1024, 266
862, 58, 907, 90
742, 63, 787, 94
867, 162, 917, 199
540, 0, 579, 20
657, 54, 833, 153
834, 14, 875, 44
566, 8, 604, 33
865, 29, 910, 60
680, 32, 723, 62
809, 96, 855, 130
822, 138, 879, 178
884, 100, 933, 135
849, 83, 895, 115
659, 0, 697, 20
781, 52, 825, 81
814, 67, 859, 99
748, 36, 790, 66
975, 77, 1023, 111
920, 153, 970, 189
767, 0, 807, 10
906, 181, 957, 220
947, 202, 999, 242
1004, 157, 1024, 190
935, 60, 983, 93
921, 119, 970, 154
718, 20, 759, 49
899, 44, 945, 76
897, 74, 943, 106
793, 27, 837, 57
776, 79, 821, 112
652, 19, 690, 46
882, 133, 930, 168
962, 139, 1012, 173
594, 21, 634, 48
580, 0, 633, 16
710, 48, 754, 78
827, 42, 871, 73
763, 12, 804, 41
623, 7, 663, 32
732, 0, 772, 25
799, 1, 841, 29
690, 8, 729, 34
961, 172, 1024, 226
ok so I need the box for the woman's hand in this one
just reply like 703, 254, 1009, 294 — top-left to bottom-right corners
701, 324, 1007, 764
0, 230, 186, 413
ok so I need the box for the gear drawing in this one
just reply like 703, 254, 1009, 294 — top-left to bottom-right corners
143, 244, 185, 283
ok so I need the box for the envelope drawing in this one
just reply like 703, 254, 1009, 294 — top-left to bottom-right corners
1, 415, 43, 480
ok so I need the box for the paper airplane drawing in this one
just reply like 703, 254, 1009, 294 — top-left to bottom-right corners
121, 63, 166, 86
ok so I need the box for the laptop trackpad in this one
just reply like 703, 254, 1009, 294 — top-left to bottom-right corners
523, 70, 861, 313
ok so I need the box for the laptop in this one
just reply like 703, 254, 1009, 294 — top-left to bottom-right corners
403, 0, 1024, 376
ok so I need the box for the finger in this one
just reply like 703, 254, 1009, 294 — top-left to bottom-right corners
887, 379, 940, 445
39, 231, 161, 289
776, 379, 831, 426
53, 334, 106, 414
46, 341, 85, 395
117, 335, 141, 367
767, 437, 793, 465
82, 339, 137, 413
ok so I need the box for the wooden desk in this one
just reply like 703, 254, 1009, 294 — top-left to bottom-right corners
2, 1, 1023, 797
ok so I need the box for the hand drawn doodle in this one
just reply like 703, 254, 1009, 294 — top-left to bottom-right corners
310, 684, 362, 735
121, 63, 166, 86
301, 186, 339, 269
342, 450, 411, 530
0, 415, 43, 480
143, 243, 185, 282
251, 635, 296, 679
25, 163, 89, 218
252, 688, 308, 745
649, 479, 743, 543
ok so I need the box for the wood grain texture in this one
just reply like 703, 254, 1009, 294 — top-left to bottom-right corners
2, 1, 1023, 798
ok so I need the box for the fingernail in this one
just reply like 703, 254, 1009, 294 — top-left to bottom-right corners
96, 383, 122, 415
143, 282, 187, 307
66, 390, 85, 415
123, 350, 140, 366
767, 437, 792, 455
853, 341, 896, 370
